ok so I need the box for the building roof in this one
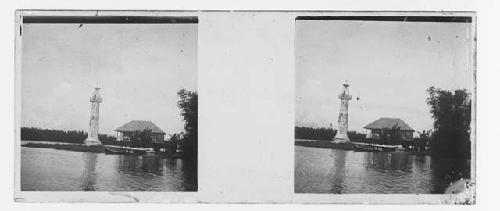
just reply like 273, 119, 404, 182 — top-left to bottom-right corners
115, 120, 166, 134
364, 118, 414, 131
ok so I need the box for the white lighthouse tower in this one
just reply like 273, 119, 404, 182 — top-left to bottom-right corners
84, 87, 103, 145
333, 82, 352, 143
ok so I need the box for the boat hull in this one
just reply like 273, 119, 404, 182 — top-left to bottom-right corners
352, 142, 397, 152
103, 146, 148, 155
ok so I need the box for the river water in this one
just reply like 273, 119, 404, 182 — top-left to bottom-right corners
21, 147, 197, 191
295, 145, 470, 194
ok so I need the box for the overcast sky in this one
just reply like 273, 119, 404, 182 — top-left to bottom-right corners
295, 20, 473, 133
21, 23, 197, 135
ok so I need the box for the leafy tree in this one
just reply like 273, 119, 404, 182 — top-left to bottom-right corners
427, 87, 471, 158
177, 89, 198, 158
168, 133, 183, 143
416, 130, 432, 149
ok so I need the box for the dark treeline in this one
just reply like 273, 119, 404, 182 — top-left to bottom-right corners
348, 131, 367, 143
21, 127, 118, 145
295, 126, 368, 142
295, 127, 336, 141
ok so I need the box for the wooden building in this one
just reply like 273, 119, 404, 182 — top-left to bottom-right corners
115, 120, 166, 144
364, 117, 414, 141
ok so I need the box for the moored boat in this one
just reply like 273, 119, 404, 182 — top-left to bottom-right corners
103, 146, 132, 155
103, 145, 148, 155
351, 142, 397, 152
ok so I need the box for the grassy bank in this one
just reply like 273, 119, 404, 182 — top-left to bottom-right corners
295, 139, 355, 150
22, 142, 105, 153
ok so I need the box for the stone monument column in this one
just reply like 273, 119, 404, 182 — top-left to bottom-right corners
333, 83, 352, 143
84, 87, 103, 145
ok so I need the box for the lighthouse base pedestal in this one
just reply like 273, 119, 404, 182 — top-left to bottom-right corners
332, 138, 350, 143
84, 137, 101, 146
332, 133, 350, 143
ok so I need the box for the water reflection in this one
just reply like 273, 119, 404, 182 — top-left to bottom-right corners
330, 150, 346, 194
21, 147, 197, 191
429, 157, 471, 193
116, 155, 162, 175
295, 146, 470, 194
363, 153, 412, 173
180, 159, 198, 191
81, 153, 98, 191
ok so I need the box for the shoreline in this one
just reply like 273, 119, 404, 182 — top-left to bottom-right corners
295, 139, 432, 156
21, 141, 191, 159
22, 142, 106, 153
295, 139, 355, 150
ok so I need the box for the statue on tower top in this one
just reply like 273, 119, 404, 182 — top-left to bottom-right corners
340, 81, 352, 100
90, 87, 103, 103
